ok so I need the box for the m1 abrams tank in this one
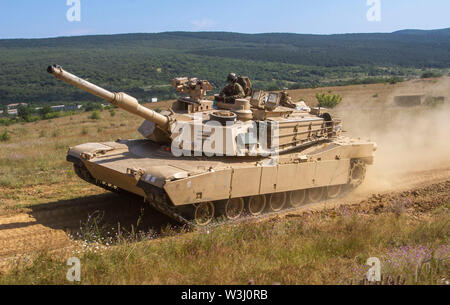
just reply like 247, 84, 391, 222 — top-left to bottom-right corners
47, 65, 376, 226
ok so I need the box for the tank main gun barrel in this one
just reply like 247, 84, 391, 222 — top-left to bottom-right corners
47, 65, 169, 128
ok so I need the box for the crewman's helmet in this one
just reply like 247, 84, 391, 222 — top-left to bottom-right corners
227, 73, 238, 83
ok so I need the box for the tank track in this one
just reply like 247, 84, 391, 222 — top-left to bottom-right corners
172, 184, 356, 229
73, 163, 125, 194
72, 160, 366, 229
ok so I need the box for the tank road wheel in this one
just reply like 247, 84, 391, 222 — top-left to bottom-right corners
327, 185, 343, 199
194, 202, 215, 226
308, 187, 324, 203
268, 192, 287, 212
349, 160, 367, 188
219, 198, 245, 221
289, 190, 307, 208
248, 195, 267, 216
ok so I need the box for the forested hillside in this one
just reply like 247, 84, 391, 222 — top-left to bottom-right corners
0, 29, 449, 105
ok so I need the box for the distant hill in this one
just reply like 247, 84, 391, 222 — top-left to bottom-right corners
393, 28, 450, 36
0, 29, 449, 105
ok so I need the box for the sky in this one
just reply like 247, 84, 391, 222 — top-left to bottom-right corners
0, 0, 449, 39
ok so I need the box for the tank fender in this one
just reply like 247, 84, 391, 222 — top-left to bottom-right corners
67, 142, 120, 160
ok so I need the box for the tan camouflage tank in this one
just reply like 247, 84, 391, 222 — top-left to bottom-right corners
47, 65, 376, 226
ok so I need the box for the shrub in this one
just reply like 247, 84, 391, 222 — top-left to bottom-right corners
0, 118, 12, 126
109, 109, 116, 117
89, 111, 100, 120
388, 77, 403, 84
424, 96, 445, 108
38, 106, 53, 118
43, 112, 61, 120
316, 93, 342, 108
0, 129, 10, 142
84, 102, 102, 112
421, 71, 442, 79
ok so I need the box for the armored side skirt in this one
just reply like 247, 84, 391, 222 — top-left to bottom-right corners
163, 159, 350, 206
70, 156, 350, 207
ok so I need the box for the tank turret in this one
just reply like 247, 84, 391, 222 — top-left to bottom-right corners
48, 65, 343, 156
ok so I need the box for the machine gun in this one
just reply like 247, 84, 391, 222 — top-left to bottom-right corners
171, 77, 213, 103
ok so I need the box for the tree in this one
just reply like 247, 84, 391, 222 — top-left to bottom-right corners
17, 105, 31, 121
1, 105, 8, 118
38, 105, 53, 118
316, 93, 342, 108
0, 89, 8, 100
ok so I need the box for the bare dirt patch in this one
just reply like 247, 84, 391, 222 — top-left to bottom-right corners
0, 193, 176, 258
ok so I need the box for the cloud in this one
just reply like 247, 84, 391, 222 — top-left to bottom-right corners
190, 18, 215, 31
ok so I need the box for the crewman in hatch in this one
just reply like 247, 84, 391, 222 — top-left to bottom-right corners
219, 73, 246, 103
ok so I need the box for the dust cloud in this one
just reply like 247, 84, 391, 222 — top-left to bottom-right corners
333, 77, 450, 191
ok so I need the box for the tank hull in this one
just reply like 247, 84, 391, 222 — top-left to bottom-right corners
67, 137, 375, 226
